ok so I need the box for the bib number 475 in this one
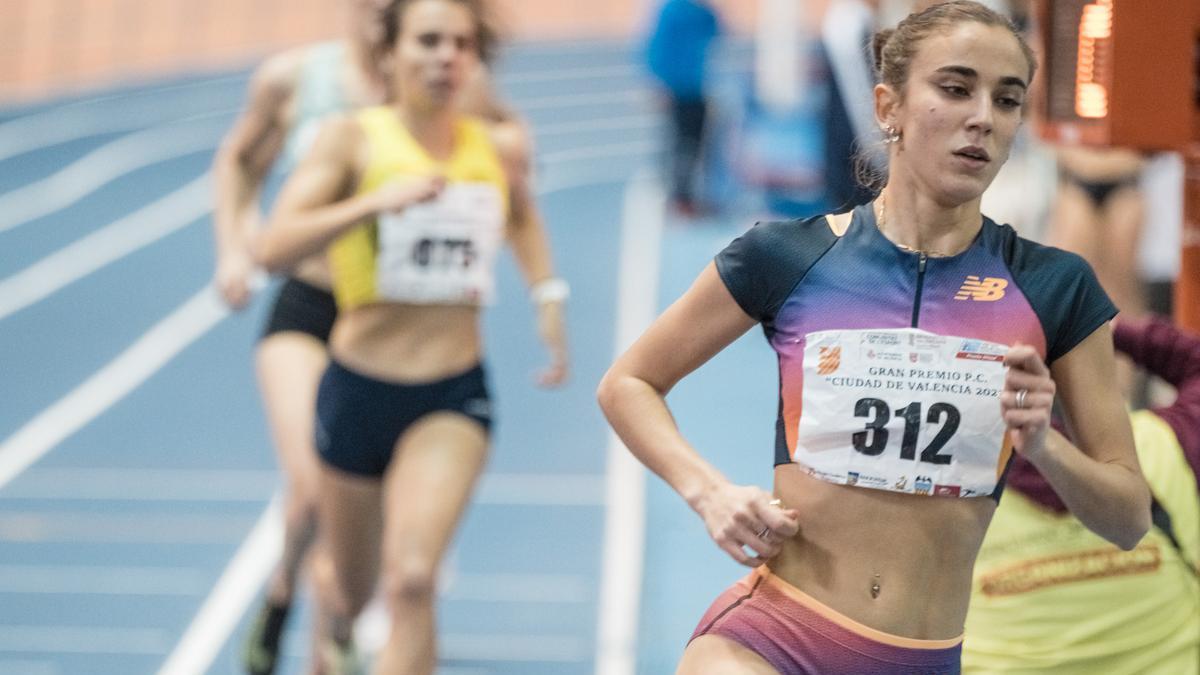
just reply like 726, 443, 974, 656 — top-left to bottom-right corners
412, 237, 477, 269
851, 398, 959, 465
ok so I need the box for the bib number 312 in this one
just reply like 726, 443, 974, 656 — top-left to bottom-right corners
851, 398, 960, 465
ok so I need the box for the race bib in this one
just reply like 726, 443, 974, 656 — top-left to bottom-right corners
376, 182, 505, 304
795, 328, 1010, 498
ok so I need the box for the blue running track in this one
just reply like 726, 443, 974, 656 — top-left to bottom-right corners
0, 38, 792, 675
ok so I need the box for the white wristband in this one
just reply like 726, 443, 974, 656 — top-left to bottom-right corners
530, 277, 570, 304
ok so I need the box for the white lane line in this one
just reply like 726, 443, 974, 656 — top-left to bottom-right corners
0, 468, 605, 505
519, 89, 650, 112
0, 660, 58, 675
0, 136, 652, 323
0, 113, 649, 238
152, 502, 589, 669
0, 512, 263, 545
0, 34, 727, 172
504, 37, 633, 54
499, 51, 749, 87
0, 74, 247, 120
536, 113, 657, 138
509, 56, 757, 120
0, 117, 226, 233
0, 283, 228, 492
0, 626, 173, 655
0, 164, 635, 507
0, 468, 278, 501
0, 565, 210, 596
0, 87, 241, 163
0, 46, 647, 161
499, 63, 636, 85
539, 140, 658, 166
0, 174, 210, 322
0, 39, 635, 136
595, 169, 663, 675
155, 495, 281, 675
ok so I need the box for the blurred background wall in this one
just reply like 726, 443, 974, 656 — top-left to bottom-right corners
0, 0, 768, 102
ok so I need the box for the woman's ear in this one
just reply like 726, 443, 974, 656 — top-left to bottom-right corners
874, 82, 900, 135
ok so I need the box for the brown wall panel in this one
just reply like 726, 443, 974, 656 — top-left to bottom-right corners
0, 0, 759, 103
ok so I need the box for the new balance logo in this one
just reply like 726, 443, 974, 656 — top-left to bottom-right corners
955, 276, 1008, 301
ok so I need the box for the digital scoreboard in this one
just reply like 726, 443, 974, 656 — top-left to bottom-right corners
1034, 0, 1197, 150
1033, 1, 1200, 331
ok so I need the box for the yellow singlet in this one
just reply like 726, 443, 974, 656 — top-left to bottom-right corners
328, 106, 508, 310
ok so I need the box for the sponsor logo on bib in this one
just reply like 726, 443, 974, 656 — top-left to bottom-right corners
818, 346, 842, 375
914, 476, 933, 495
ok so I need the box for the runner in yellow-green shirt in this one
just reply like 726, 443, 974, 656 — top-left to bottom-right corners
964, 315, 1200, 674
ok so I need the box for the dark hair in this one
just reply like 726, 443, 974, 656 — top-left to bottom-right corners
855, 1, 1037, 194
378, 0, 498, 64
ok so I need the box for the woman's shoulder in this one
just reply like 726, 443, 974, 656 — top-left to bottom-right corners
984, 217, 1094, 277
475, 117, 530, 166
715, 214, 842, 321
301, 113, 370, 170
739, 213, 840, 245
721, 214, 845, 278
316, 112, 370, 141
983, 217, 1117, 361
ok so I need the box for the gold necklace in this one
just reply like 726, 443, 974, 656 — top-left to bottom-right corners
875, 195, 953, 258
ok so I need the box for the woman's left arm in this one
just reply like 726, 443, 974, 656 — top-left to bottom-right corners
1002, 324, 1152, 550
491, 120, 569, 387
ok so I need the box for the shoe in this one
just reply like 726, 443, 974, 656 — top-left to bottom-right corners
321, 639, 365, 675
242, 601, 290, 675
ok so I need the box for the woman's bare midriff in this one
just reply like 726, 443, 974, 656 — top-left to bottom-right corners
769, 463, 996, 640
329, 302, 482, 382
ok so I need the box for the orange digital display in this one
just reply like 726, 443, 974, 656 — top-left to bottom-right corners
1073, 0, 1111, 119
1035, 0, 1195, 150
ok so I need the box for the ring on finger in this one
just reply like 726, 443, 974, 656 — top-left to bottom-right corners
1015, 388, 1028, 409
757, 525, 771, 540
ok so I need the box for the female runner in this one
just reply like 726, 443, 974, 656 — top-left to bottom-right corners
599, 3, 1150, 673
210, 4, 389, 671
254, 0, 568, 671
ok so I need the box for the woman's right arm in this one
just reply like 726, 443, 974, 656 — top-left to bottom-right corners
597, 262, 800, 566
211, 53, 299, 308
252, 116, 443, 273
